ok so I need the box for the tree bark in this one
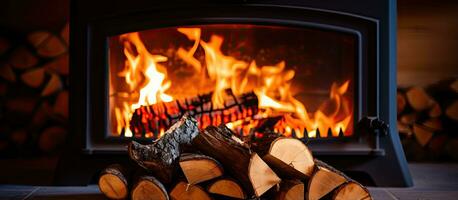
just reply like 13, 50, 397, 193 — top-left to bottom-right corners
128, 114, 198, 183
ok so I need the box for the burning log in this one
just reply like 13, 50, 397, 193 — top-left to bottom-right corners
179, 153, 224, 185
129, 89, 258, 137
251, 136, 315, 180
275, 179, 305, 200
207, 178, 246, 199
170, 181, 211, 200
128, 114, 198, 183
192, 125, 281, 197
131, 175, 169, 200
98, 164, 130, 200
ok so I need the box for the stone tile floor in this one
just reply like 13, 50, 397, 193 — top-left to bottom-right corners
0, 163, 457, 200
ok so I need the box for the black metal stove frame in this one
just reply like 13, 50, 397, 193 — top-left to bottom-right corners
59, 0, 412, 187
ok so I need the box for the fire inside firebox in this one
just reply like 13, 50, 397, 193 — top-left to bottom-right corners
108, 24, 356, 139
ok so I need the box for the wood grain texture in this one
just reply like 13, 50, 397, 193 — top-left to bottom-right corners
192, 125, 280, 197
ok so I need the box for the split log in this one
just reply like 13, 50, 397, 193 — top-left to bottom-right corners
397, 121, 413, 137
31, 101, 52, 128
429, 102, 442, 118
445, 100, 458, 121
399, 113, 418, 125
207, 178, 246, 199
426, 79, 458, 121
20, 67, 45, 88
61, 23, 69, 46
0, 63, 16, 82
422, 118, 443, 131
41, 73, 62, 96
98, 164, 129, 200
192, 125, 281, 197
307, 159, 348, 200
406, 87, 435, 111
43, 54, 69, 75
452, 79, 458, 93
179, 153, 223, 185
28, 31, 50, 47
28, 31, 67, 58
252, 137, 314, 180
170, 181, 211, 200
131, 175, 169, 200
397, 91, 407, 114
413, 123, 435, 147
9, 47, 38, 69
332, 182, 371, 200
128, 114, 198, 183
53, 90, 69, 119
275, 179, 304, 200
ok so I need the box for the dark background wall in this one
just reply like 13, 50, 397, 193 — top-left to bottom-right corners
0, 0, 69, 33
398, 0, 458, 87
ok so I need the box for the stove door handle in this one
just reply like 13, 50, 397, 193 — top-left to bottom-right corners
357, 116, 389, 136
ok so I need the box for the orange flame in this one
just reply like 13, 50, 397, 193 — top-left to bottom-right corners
112, 27, 353, 138
113, 32, 174, 136
119, 32, 173, 109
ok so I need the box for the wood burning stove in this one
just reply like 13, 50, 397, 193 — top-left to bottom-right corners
58, 0, 412, 187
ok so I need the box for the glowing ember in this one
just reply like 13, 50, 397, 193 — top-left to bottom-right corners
110, 26, 353, 139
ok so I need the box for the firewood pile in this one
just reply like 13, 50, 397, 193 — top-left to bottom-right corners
98, 115, 372, 200
397, 78, 458, 161
0, 23, 69, 155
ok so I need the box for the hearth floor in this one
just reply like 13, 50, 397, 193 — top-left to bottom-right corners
0, 163, 456, 200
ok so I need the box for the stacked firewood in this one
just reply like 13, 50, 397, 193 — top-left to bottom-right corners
0, 23, 69, 155
98, 115, 371, 200
397, 78, 458, 161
